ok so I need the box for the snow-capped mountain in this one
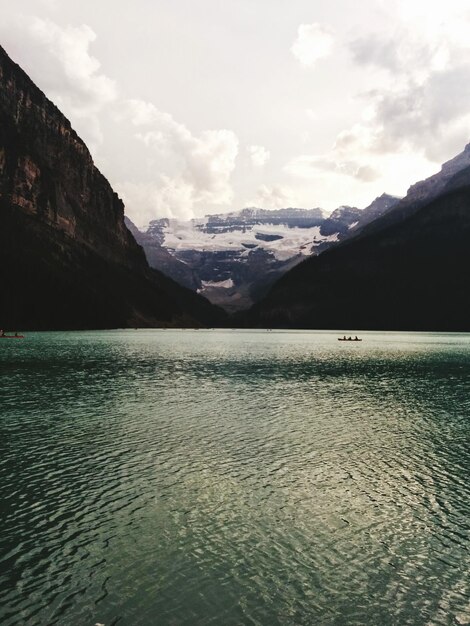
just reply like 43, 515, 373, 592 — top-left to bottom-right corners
147, 207, 337, 262
128, 198, 400, 312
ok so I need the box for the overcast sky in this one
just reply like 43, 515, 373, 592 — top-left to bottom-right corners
2, 0, 470, 226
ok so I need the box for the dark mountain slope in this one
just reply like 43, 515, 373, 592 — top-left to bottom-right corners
353, 192, 401, 230
353, 145, 470, 241
125, 217, 200, 292
0, 45, 223, 329
246, 183, 470, 331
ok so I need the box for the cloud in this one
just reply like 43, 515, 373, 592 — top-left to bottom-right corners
350, 36, 410, 73
248, 145, 270, 167
344, 2, 470, 162
38, 0, 59, 10
342, 65, 470, 163
250, 184, 297, 209
0, 17, 117, 150
285, 1, 470, 202
5, 2, 469, 222
291, 23, 334, 68
368, 66, 470, 160
0, 16, 240, 226
355, 165, 381, 182
27, 18, 118, 111
117, 99, 239, 224
286, 155, 380, 182
116, 179, 195, 227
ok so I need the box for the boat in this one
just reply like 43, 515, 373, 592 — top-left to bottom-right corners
0, 333, 24, 339
338, 337, 362, 342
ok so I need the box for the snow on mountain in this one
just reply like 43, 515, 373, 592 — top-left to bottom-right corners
158, 218, 339, 261
132, 206, 360, 312
125, 144, 469, 317
200, 278, 234, 290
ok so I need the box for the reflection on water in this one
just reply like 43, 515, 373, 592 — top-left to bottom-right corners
0, 330, 469, 625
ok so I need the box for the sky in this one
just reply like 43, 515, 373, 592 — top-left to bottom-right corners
2, 0, 470, 227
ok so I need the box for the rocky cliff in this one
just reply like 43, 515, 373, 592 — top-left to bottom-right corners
0, 45, 223, 329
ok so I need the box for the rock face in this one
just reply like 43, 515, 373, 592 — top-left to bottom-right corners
319, 206, 362, 236
245, 165, 470, 331
0, 45, 223, 329
132, 207, 366, 313
354, 193, 401, 227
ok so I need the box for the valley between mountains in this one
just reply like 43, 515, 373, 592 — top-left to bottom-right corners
2, 42, 470, 331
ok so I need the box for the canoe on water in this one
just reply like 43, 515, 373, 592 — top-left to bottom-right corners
0, 335, 25, 339
338, 338, 362, 342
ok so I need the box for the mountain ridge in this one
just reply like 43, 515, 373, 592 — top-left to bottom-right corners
353, 144, 470, 240
244, 162, 470, 331
130, 196, 401, 312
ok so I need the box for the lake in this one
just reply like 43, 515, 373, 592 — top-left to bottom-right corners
0, 330, 469, 625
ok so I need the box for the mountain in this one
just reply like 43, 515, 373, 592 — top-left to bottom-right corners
245, 160, 470, 331
354, 192, 401, 227
0, 45, 223, 330
125, 217, 200, 292
356, 145, 470, 238
131, 206, 370, 313
400, 144, 470, 208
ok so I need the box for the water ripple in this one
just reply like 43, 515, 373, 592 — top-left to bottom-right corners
0, 330, 469, 625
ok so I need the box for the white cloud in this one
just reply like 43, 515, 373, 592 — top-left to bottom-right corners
288, 2, 470, 196
344, 1, 470, 162
286, 154, 380, 182
343, 64, 470, 164
305, 108, 318, 121
117, 99, 239, 224
0, 17, 117, 151
291, 23, 334, 68
4, 2, 470, 222
248, 145, 270, 167
364, 69, 470, 160
27, 18, 118, 111
0, 15, 240, 226
116, 179, 195, 227
395, 0, 470, 32
250, 184, 297, 209
38, 0, 60, 10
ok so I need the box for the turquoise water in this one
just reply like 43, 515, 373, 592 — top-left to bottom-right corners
0, 330, 469, 626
